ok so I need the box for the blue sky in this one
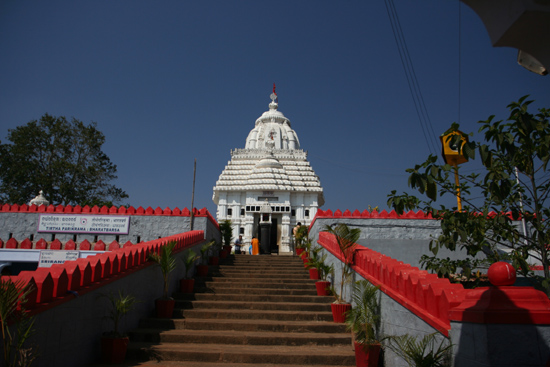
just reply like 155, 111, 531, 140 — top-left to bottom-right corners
1, 1, 548, 216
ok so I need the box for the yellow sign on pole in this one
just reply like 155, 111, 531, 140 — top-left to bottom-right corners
440, 130, 468, 211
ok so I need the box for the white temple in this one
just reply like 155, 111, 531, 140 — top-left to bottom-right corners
212, 91, 324, 254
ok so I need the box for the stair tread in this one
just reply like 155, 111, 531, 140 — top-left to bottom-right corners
129, 341, 355, 355
183, 300, 329, 306
92, 362, 354, 367
173, 317, 340, 326
181, 308, 332, 315
132, 328, 350, 339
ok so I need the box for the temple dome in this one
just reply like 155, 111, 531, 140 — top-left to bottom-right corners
244, 99, 300, 150
255, 154, 283, 169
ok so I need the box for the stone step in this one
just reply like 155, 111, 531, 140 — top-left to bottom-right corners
175, 300, 331, 312
93, 362, 354, 367
213, 273, 312, 280
216, 269, 310, 276
175, 308, 334, 322
188, 287, 319, 296
200, 280, 316, 288
126, 342, 356, 366
177, 292, 333, 304
138, 318, 347, 334
213, 262, 306, 268
130, 329, 352, 346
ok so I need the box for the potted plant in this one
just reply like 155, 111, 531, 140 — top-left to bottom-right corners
209, 241, 221, 265
345, 280, 381, 367
101, 291, 138, 364
219, 220, 233, 253
180, 249, 199, 293
324, 223, 360, 323
315, 261, 334, 296
1, 278, 37, 367
196, 241, 214, 277
148, 240, 177, 318
294, 224, 308, 256
384, 332, 453, 367
305, 245, 325, 280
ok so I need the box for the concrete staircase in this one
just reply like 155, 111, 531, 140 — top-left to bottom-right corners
125, 255, 356, 366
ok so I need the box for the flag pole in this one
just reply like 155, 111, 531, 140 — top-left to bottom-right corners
190, 158, 196, 230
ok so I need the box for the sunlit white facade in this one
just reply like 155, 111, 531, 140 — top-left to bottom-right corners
212, 93, 324, 254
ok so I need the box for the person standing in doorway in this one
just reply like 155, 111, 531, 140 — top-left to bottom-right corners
234, 235, 243, 254
251, 236, 259, 255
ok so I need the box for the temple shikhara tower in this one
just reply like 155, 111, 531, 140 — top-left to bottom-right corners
212, 89, 324, 254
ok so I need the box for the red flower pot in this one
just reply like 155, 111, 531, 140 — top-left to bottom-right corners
180, 278, 195, 293
209, 256, 219, 266
220, 249, 228, 258
315, 281, 331, 296
309, 268, 320, 280
223, 245, 232, 253
155, 298, 175, 318
354, 342, 381, 367
331, 302, 351, 323
101, 336, 129, 364
197, 264, 209, 277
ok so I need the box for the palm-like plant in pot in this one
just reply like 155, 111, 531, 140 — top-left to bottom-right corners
384, 332, 452, 367
148, 240, 177, 318
295, 225, 309, 256
101, 291, 138, 364
196, 241, 214, 277
324, 224, 360, 322
219, 220, 233, 253
1, 278, 37, 367
315, 261, 334, 296
305, 245, 325, 280
345, 280, 381, 367
180, 249, 199, 293
209, 241, 222, 265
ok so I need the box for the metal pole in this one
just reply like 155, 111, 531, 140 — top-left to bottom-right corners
454, 165, 462, 212
515, 167, 529, 246
190, 158, 196, 230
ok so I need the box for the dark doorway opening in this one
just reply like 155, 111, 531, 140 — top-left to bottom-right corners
270, 217, 278, 253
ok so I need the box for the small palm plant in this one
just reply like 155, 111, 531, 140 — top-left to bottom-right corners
103, 291, 138, 338
345, 280, 381, 348
219, 220, 232, 247
324, 224, 360, 303
385, 332, 453, 367
0, 278, 37, 367
318, 262, 334, 282
295, 225, 309, 249
305, 245, 325, 271
182, 249, 200, 279
200, 241, 214, 264
148, 241, 178, 299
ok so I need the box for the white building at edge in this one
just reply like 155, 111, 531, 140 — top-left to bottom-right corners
212, 92, 324, 254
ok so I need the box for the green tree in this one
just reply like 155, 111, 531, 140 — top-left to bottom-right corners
388, 97, 550, 295
0, 114, 128, 206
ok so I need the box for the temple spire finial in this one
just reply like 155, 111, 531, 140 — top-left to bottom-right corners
269, 83, 278, 109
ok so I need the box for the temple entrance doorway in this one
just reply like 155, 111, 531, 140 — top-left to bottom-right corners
255, 214, 280, 254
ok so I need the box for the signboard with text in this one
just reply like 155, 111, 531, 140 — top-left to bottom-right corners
38, 250, 80, 267
37, 214, 130, 234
